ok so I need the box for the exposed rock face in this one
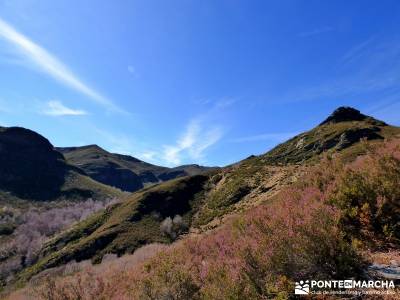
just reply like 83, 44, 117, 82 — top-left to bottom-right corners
335, 127, 383, 150
309, 127, 383, 153
0, 127, 67, 200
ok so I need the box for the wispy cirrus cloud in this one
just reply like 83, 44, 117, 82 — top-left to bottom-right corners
273, 36, 400, 106
42, 100, 87, 116
194, 97, 238, 110
298, 26, 334, 38
340, 36, 376, 65
0, 17, 123, 113
163, 119, 223, 166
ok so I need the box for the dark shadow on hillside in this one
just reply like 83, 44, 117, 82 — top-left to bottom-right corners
0, 127, 67, 200
134, 174, 209, 220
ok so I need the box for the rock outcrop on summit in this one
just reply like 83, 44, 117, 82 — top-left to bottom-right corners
262, 106, 391, 164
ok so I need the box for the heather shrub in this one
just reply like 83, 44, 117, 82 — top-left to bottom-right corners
138, 252, 201, 300
131, 186, 360, 299
305, 139, 400, 244
26, 243, 168, 300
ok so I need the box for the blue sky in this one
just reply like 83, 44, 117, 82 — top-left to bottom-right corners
0, 0, 400, 167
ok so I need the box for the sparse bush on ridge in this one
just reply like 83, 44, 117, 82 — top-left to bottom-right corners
160, 214, 188, 241
7, 139, 400, 299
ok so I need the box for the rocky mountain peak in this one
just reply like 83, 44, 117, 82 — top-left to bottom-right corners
319, 106, 367, 125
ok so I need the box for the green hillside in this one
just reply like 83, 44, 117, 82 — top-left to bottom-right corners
20, 174, 211, 281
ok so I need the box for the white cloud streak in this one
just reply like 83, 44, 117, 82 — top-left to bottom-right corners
340, 36, 376, 65
0, 17, 123, 112
42, 100, 87, 116
163, 119, 223, 166
138, 151, 158, 163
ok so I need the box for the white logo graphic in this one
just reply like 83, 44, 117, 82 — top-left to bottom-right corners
295, 280, 310, 294
344, 280, 353, 288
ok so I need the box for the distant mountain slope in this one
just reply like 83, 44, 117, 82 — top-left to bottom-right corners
57, 145, 212, 192
0, 127, 122, 203
20, 107, 400, 281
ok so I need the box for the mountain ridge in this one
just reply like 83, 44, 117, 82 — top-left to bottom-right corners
0, 127, 122, 202
260, 106, 394, 164
57, 145, 213, 192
